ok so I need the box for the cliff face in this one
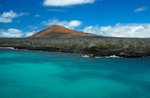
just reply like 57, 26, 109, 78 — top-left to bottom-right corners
30, 25, 87, 38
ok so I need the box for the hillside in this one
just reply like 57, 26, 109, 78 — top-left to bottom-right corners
30, 25, 87, 38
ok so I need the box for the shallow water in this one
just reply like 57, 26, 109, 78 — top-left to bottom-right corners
0, 49, 150, 98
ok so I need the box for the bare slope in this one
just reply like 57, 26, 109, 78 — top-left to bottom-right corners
30, 25, 87, 38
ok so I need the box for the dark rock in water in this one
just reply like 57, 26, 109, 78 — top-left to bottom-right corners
118, 52, 144, 58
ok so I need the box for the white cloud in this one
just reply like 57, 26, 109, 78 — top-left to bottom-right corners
68, 20, 82, 28
43, 0, 95, 7
43, 19, 82, 29
83, 23, 150, 38
24, 31, 36, 37
0, 10, 26, 23
134, 6, 147, 13
0, 28, 23, 37
0, 28, 36, 38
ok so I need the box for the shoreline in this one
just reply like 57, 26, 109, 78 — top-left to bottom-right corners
0, 36, 150, 58
0, 46, 149, 58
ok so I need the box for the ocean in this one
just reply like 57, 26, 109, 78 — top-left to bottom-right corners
0, 48, 150, 98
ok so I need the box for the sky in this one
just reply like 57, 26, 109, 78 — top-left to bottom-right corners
0, 0, 150, 38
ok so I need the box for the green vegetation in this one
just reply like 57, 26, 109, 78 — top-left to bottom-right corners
96, 44, 108, 50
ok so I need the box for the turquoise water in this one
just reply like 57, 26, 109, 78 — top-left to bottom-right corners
0, 49, 150, 98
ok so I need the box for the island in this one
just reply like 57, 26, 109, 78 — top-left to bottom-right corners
0, 25, 150, 58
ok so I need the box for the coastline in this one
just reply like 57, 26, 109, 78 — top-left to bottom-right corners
0, 37, 150, 58
0, 46, 149, 58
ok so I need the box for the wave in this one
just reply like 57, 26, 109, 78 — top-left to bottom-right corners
105, 55, 121, 58
82, 54, 90, 58
0, 47, 15, 50
82, 54, 121, 58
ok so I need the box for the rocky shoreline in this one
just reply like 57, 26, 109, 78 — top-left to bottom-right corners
0, 37, 150, 58
1, 46, 149, 58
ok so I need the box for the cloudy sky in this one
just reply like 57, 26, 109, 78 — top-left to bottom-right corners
0, 0, 150, 38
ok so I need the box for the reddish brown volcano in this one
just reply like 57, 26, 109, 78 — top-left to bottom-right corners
30, 25, 86, 38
